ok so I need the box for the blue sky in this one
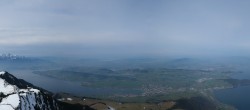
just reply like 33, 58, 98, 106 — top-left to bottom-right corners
1, 0, 250, 58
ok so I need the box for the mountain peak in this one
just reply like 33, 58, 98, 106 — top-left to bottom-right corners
0, 71, 6, 75
0, 71, 59, 110
0, 71, 34, 89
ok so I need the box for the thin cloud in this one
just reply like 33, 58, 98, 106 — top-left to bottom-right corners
0, 0, 250, 57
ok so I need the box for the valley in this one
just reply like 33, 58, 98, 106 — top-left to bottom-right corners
1, 55, 250, 110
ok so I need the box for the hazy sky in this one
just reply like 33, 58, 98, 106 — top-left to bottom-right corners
1, 0, 250, 58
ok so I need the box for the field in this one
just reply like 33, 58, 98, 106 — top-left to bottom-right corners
33, 67, 236, 103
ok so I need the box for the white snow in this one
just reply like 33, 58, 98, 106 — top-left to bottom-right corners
19, 91, 38, 110
0, 79, 16, 95
0, 71, 5, 75
0, 94, 20, 109
30, 88, 40, 93
67, 98, 73, 101
0, 72, 59, 110
19, 88, 40, 94
0, 105, 14, 110
108, 106, 116, 110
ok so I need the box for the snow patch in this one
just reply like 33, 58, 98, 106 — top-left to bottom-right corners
0, 72, 59, 110
0, 71, 5, 75
67, 98, 73, 101
30, 88, 40, 93
0, 105, 14, 110
0, 94, 20, 109
0, 79, 16, 95
19, 92, 38, 110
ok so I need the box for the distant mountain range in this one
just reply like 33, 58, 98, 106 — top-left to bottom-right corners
0, 53, 27, 61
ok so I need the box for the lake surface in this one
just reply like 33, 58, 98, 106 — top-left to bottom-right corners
214, 86, 250, 110
214, 68, 250, 110
8, 70, 140, 98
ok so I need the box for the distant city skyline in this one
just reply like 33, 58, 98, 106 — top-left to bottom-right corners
0, 0, 250, 58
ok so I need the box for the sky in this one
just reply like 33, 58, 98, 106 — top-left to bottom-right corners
1, 0, 250, 58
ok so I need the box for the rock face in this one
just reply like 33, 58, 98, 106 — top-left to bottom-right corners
0, 71, 59, 110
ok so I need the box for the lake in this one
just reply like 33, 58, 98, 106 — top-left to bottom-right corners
8, 70, 140, 98
214, 86, 250, 110
214, 68, 250, 110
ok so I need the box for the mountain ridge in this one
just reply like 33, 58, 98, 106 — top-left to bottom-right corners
0, 71, 59, 110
